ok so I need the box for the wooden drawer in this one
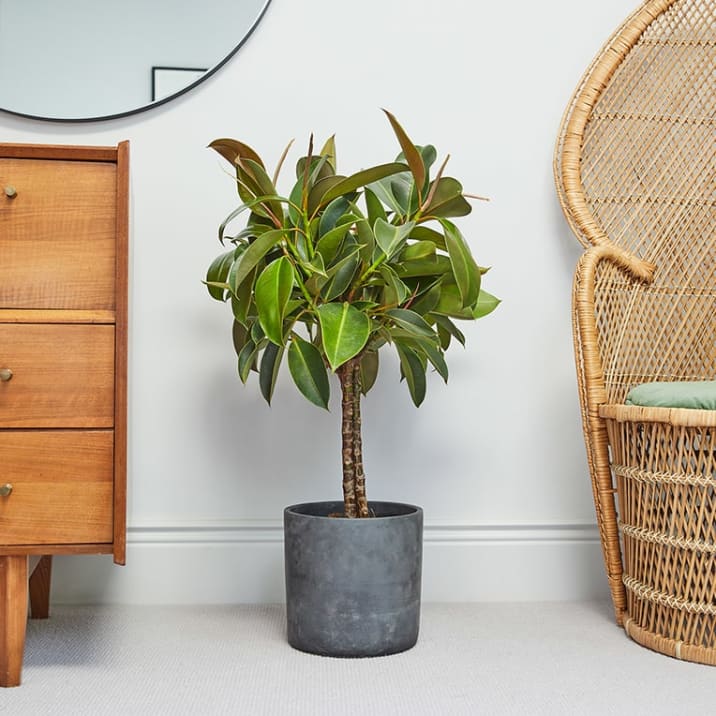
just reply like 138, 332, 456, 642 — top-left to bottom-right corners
0, 158, 116, 310
0, 431, 113, 545
0, 324, 114, 428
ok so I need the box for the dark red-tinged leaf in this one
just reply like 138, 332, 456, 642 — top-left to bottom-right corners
382, 110, 425, 201
209, 138, 265, 168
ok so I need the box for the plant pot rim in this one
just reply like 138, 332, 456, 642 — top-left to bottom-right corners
285, 500, 422, 520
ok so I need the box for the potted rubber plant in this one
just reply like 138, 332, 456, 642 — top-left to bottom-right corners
205, 110, 498, 657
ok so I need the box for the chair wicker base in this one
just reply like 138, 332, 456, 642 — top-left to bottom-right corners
625, 619, 716, 666
605, 406, 716, 666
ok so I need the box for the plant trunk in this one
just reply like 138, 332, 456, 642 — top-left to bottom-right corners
339, 359, 369, 518
352, 361, 369, 517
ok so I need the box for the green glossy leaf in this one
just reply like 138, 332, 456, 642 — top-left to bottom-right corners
204, 281, 231, 300
322, 250, 360, 302
318, 196, 351, 236
205, 249, 236, 300
360, 350, 379, 395
364, 187, 387, 226
440, 219, 480, 308
255, 257, 294, 345
374, 219, 415, 259
317, 163, 408, 210
315, 219, 354, 265
229, 228, 286, 296
419, 145, 438, 174
296, 154, 333, 184
422, 177, 472, 218
395, 255, 452, 278
307, 175, 347, 216
302, 253, 327, 278
421, 340, 448, 382
383, 110, 425, 201
239, 158, 284, 223
386, 308, 437, 339
390, 172, 420, 216
251, 321, 266, 343
259, 342, 284, 404
379, 265, 410, 306
288, 337, 330, 409
294, 232, 311, 263
432, 283, 474, 319
431, 314, 465, 346
232, 321, 249, 358
355, 218, 376, 264
401, 240, 436, 261
317, 302, 371, 371
436, 322, 451, 350
409, 225, 447, 251
395, 335, 449, 383
367, 176, 405, 216
319, 135, 337, 172
473, 290, 501, 318
238, 338, 260, 383
218, 197, 291, 238
394, 340, 426, 407
411, 337, 448, 382
231, 267, 255, 326
285, 298, 305, 317
408, 281, 441, 316
288, 176, 304, 226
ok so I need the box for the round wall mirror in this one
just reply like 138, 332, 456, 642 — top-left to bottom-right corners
0, 0, 271, 122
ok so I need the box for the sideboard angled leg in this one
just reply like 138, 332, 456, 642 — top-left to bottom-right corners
29, 556, 52, 620
0, 556, 28, 687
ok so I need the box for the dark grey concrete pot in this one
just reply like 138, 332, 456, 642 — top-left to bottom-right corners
284, 501, 423, 657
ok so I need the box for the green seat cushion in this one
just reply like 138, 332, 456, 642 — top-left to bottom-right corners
625, 381, 716, 410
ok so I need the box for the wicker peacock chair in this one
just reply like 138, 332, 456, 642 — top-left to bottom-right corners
555, 0, 716, 663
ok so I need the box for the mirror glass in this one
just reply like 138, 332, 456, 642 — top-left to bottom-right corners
0, 0, 271, 121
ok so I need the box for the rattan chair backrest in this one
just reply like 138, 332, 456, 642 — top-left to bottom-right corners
556, 0, 716, 404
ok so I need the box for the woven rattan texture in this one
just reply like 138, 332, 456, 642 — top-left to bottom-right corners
555, 0, 716, 665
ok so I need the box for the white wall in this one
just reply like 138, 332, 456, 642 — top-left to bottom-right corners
0, 0, 637, 603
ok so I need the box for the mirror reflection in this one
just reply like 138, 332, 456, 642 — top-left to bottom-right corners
0, 0, 271, 121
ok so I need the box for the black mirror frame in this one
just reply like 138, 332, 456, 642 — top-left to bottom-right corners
0, 0, 272, 123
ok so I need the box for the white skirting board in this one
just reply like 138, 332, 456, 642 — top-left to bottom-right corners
48, 521, 609, 604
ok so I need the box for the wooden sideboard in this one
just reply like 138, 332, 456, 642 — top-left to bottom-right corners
0, 142, 128, 686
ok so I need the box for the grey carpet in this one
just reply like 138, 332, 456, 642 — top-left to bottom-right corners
2, 602, 715, 715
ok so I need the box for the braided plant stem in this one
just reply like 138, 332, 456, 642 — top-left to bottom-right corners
339, 358, 370, 518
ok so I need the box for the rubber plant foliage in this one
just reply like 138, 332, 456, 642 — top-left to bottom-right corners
206, 110, 498, 517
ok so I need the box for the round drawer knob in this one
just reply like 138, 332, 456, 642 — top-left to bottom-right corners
4, 186, 17, 199
0, 484, 12, 497
0, 368, 12, 382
